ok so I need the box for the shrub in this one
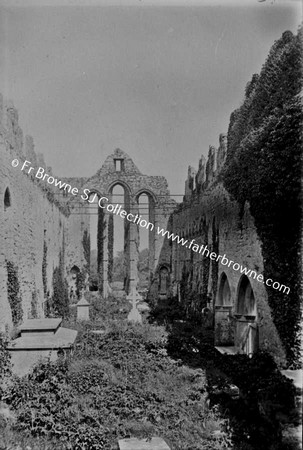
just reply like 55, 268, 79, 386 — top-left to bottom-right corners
3, 319, 232, 449
0, 332, 11, 401
52, 252, 69, 318
6, 260, 23, 326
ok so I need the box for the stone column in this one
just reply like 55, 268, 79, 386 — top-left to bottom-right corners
127, 198, 139, 295
97, 205, 111, 297
107, 214, 114, 284
154, 203, 167, 268
148, 197, 156, 278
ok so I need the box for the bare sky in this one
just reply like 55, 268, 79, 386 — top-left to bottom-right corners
0, 0, 301, 198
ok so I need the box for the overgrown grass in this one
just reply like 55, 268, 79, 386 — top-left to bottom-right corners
149, 298, 301, 450
0, 295, 232, 449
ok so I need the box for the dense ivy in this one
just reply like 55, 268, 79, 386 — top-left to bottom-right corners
42, 240, 48, 297
0, 332, 11, 401
177, 219, 211, 320
51, 252, 69, 318
6, 260, 23, 326
97, 207, 106, 291
82, 229, 91, 270
223, 29, 302, 365
75, 270, 85, 299
107, 215, 114, 283
30, 290, 38, 319
2, 297, 232, 450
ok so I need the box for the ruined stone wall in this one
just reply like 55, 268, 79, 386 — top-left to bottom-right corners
65, 202, 91, 290
78, 148, 176, 295
54, 177, 91, 290
0, 95, 88, 330
152, 134, 286, 363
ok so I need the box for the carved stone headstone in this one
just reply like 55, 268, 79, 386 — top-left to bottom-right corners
76, 292, 90, 321
127, 290, 143, 324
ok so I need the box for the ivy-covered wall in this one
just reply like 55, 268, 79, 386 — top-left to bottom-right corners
223, 29, 302, 364
0, 95, 88, 330
6, 261, 23, 326
149, 30, 302, 366
82, 229, 90, 271
97, 206, 106, 292
65, 202, 90, 294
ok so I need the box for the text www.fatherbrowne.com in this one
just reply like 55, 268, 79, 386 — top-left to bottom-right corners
13, 159, 291, 295
156, 227, 290, 295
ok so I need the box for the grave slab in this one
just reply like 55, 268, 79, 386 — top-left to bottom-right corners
20, 318, 62, 336
215, 346, 238, 355
7, 318, 77, 376
118, 437, 170, 450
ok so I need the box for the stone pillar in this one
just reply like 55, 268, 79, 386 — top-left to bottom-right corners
127, 198, 139, 295
153, 203, 168, 268
97, 205, 111, 297
148, 197, 156, 278
107, 214, 114, 284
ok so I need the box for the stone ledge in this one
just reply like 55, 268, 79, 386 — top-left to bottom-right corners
215, 346, 238, 355
19, 318, 62, 336
7, 327, 77, 350
118, 437, 170, 450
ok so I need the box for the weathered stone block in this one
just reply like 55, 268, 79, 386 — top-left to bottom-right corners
118, 437, 170, 450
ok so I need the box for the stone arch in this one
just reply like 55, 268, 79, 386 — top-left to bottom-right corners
107, 180, 132, 197
69, 265, 81, 301
84, 189, 104, 204
235, 275, 258, 356
83, 190, 103, 293
4, 187, 11, 209
74, 148, 174, 297
236, 275, 256, 316
217, 272, 231, 306
134, 188, 157, 205
158, 264, 170, 299
70, 265, 80, 275
107, 183, 131, 291
134, 189, 157, 287
214, 271, 234, 347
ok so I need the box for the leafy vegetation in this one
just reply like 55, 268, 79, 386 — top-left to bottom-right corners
6, 260, 23, 326
0, 332, 11, 401
42, 240, 48, 297
97, 207, 106, 291
50, 252, 69, 318
222, 29, 302, 365
1, 294, 232, 449
90, 248, 150, 289
112, 250, 125, 282
74, 269, 86, 300
82, 230, 91, 270
149, 300, 300, 450
30, 291, 38, 319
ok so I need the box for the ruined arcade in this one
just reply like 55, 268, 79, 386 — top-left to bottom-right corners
0, 90, 292, 366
